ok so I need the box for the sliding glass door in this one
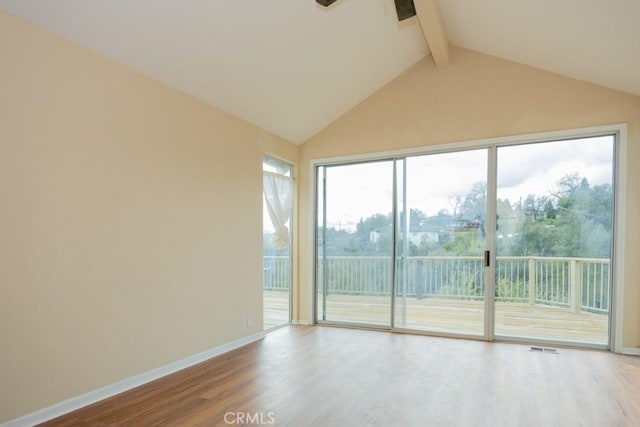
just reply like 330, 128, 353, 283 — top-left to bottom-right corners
317, 161, 395, 327
314, 131, 617, 347
316, 150, 489, 336
494, 136, 614, 345
394, 150, 488, 336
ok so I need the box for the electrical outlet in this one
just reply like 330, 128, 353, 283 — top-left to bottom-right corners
246, 316, 253, 328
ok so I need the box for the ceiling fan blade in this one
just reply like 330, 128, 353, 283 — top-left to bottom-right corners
316, 0, 338, 6
394, 0, 417, 21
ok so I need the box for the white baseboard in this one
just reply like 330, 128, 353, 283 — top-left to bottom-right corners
291, 320, 312, 326
1, 331, 265, 427
621, 347, 640, 356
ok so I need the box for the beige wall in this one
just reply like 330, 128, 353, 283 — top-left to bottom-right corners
298, 48, 640, 347
0, 10, 296, 423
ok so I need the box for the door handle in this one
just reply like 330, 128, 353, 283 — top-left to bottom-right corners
484, 250, 490, 267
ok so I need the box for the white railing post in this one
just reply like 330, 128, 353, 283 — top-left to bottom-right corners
528, 258, 536, 306
570, 259, 582, 313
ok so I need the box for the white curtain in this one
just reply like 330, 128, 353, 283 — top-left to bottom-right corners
263, 171, 293, 249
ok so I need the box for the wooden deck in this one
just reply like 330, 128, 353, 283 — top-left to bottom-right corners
264, 290, 290, 330
266, 291, 609, 345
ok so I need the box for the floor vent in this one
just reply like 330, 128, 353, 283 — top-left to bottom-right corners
530, 346, 559, 354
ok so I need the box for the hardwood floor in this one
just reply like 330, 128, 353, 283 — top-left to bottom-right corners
40, 326, 640, 426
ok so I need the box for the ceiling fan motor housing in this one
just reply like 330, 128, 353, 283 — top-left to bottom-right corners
316, 0, 338, 7
315, 0, 416, 22
395, 0, 417, 21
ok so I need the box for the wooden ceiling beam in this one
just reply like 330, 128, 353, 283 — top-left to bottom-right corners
414, 0, 451, 67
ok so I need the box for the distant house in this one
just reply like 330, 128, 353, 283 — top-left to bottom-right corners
408, 231, 439, 245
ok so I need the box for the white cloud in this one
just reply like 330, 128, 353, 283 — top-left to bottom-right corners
317, 135, 615, 228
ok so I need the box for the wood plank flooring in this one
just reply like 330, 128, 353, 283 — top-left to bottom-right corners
40, 326, 640, 426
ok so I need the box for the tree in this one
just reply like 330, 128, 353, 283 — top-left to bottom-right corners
460, 182, 487, 222
316, 172, 612, 259
409, 208, 428, 231
503, 173, 612, 258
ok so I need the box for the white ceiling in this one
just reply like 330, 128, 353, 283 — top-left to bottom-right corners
0, 0, 638, 144
439, 0, 640, 99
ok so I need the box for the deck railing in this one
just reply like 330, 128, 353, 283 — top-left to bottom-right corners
309, 255, 610, 314
264, 255, 610, 314
263, 256, 291, 292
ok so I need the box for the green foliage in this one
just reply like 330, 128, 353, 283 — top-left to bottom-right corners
495, 277, 528, 302
499, 174, 612, 258
311, 172, 612, 260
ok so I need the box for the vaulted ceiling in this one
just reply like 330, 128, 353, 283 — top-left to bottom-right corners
1, 0, 638, 144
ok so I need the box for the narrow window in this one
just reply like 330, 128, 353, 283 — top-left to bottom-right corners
263, 156, 293, 330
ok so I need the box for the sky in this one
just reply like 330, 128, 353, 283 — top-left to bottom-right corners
316, 135, 614, 231
497, 136, 613, 203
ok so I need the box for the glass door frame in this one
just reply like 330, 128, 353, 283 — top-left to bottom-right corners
314, 151, 492, 340
392, 151, 490, 338
310, 124, 627, 352
490, 135, 618, 350
315, 158, 397, 329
